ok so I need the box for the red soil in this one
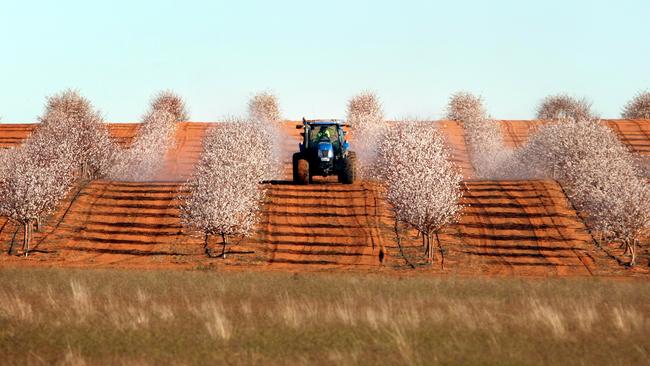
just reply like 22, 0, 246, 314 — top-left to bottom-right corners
437, 121, 475, 178
0, 124, 37, 148
498, 119, 650, 155
0, 120, 647, 274
605, 119, 650, 155
452, 180, 611, 275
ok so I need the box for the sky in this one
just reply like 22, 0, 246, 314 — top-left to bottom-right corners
1, 0, 649, 122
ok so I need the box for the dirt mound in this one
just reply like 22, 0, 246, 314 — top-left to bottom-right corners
2, 119, 647, 172
0, 123, 140, 149
453, 180, 619, 275
499, 119, 650, 155
255, 183, 384, 267
0, 120, 647, 274
500, 120, 545, 148
0, 178, 631, 274
437, 121, 475, 178
105, 123, 140, 146
605, 119, 650, 155
0, 124, 36, 148
153, 122, 213, 181
0, 180, 202, 266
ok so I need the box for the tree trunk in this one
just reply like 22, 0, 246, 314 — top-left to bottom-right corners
435, 231, 444, 270
82, 161, 88, 180
422, 233, 427, 261
23, 221, 32, 257
221, 233, 228, 259
8, 226, 19, 255
629, 239, 636, 267
597, 231, 605, 248
22, 223, 27, 255
394, 219, 414, 269
622, 239, 630, 254
429, 233, 434, 263
420, 233, 424, 251
203, 232, 212, 258
425, 233, 433, 264
29, 221, 33, 255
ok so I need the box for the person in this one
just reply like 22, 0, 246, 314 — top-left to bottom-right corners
315, 125, 331, 141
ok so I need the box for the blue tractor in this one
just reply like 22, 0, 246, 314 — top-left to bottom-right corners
292, 118, 357, 184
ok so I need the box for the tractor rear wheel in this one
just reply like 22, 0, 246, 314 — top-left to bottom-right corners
339, 152, 356, 184
297, 159, 310, 185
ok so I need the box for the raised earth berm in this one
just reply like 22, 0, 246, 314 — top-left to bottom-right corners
0, 120, 647, 273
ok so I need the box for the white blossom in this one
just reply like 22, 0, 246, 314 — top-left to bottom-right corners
39, 89, 118, 179
446, 91, 512, 179
515, 119, 649, 265
0, 147, 16, 182
247, 91, 281, 124
536, 94, 594, 122
247, 92, 283, 181
376, 121, 463, 263
180, 118, 268, 257
0, 111, 77, 255
346, 91, 387, 179
445, 91, 486, 123
108, 91, 187, 181
622, 90, 650, 119
150, 90, 189, 122
108, 110, 177, 181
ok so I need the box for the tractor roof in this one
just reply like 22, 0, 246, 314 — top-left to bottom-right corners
302, 118, 346, 126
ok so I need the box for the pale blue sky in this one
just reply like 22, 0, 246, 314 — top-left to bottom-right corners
1, 0, 648, 122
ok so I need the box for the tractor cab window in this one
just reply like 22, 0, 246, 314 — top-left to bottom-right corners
309, 125, 339, 144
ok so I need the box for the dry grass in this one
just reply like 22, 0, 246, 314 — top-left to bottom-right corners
0, 268, 648, 365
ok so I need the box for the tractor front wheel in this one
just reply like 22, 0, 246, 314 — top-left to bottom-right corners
292, 153, 301, 182
297, 159, 310, 185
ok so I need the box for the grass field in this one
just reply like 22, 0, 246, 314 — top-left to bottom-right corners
0, 268, 648, 365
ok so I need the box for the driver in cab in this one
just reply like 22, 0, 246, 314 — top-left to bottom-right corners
316, 125, 331, 141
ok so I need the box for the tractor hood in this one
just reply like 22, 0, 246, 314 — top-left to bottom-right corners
317, 141, 334, 161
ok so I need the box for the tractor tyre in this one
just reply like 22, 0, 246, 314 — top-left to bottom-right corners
292, 153, 302, 183
340, 152, 356, 184
297, 159, 310, 185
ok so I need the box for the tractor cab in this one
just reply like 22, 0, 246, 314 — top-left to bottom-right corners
301, 120, 348, 154
292, 118, 356, 184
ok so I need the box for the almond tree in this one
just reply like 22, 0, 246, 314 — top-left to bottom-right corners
151, 90, 189, 122
635, 156, 650, 177
517, 119, 649, 265
180, 119, 266, 257
445, 91, 486, 123
536, 94, 594, 122
599, 178, 650, 266
347, 91, 386, 178
1, 93, 114, 254
22, 108, 92, 230
108, 91, 187, 181
0, 114, 77, 255
247, 92, 283, 181
0, 148, 14, 182
227, 116, 277, 184
248, 91, 280, 124
446, 91, 511, 179
622, 91, 650, 119
376, 121, 463, 265
39, 89, 117, 179
521, 119, 637, 189
108, 110, 176, 181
